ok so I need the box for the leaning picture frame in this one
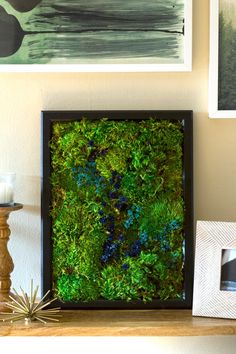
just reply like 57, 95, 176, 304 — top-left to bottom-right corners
193, 221, 236, 319
209, 0, 236, 118
0, 1, 192, 72
41, 110, 193, 309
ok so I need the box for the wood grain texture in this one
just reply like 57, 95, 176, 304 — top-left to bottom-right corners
0, 204, 23, 311
1, 310, 236, 336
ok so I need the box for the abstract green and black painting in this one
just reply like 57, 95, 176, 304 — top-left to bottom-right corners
42, 111, 193, 308
0, 0, 188, 65
218, 0, 236, 109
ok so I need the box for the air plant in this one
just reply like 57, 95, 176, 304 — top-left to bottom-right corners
0, 280, 61, 324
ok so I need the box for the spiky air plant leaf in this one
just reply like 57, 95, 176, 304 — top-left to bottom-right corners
0, 280, 61, 324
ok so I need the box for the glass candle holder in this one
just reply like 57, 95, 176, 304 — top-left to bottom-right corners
0, 173, 16, 206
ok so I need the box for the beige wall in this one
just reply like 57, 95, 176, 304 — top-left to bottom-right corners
1, 0, 236, 350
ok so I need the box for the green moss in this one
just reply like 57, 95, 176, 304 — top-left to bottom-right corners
100, 252, 158, 301
50, 117, 185, 303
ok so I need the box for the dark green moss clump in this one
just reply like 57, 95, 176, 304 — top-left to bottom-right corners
50, 117, 185, 302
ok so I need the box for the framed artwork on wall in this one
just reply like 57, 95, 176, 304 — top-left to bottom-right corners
41, 110, 193, 309
193, 221, 236, 319
0, 1, 192, 72
209, 0, 236, 118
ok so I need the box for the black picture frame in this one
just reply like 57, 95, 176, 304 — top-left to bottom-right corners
41, 110, 193, 309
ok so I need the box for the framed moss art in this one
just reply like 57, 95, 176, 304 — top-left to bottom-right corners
41, 110, 193, 309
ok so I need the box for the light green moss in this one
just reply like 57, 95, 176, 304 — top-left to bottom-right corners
50, 118, 185, 302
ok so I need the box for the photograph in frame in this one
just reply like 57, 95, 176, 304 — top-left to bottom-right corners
193, 221, 236, 319
209, 0, 236, 118
41, 110, 193, 309
0, 0, 192, 72
221, 249, 236, 291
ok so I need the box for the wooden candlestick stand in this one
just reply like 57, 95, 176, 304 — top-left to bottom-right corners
0, 203, 23, 312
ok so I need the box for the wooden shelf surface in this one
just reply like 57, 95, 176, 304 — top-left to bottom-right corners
1, 310, 236, 336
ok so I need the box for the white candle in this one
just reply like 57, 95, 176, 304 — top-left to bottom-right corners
0, 182, 14, 204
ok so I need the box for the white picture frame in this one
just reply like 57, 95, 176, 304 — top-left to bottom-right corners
193, 221, 236, 319
0, 0, 192, 72
209, 0, 236, 118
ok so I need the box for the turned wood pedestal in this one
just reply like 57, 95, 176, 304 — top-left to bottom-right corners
0, 203, 23, 312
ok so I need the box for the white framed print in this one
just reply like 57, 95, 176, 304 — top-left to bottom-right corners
193, 221, 236, 319
209, 0, 236, 118
0, 0, 192, 72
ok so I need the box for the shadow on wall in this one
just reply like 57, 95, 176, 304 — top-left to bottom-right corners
15, 175, 40, 207
22, 204, 40, 215
6, 174, 41, 292
8, 199, 41, 294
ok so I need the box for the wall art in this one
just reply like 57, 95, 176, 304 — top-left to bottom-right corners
41, 110, 193, 309
209, 0, 236, 118
193, 221, 236, 319
0, 1, 192, 72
